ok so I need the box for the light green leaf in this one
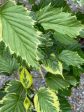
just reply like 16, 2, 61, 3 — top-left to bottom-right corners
80, 0, 84, 6
54, 32, 78, 45
0, 94, 25, 112
34, 87, 60, 112
59, 50, 84, 66
43, 54, 63, 75
0, 1, 40, 67
23, 96, 31, 111
20, 68, 33, 89
37, 4, 82, 38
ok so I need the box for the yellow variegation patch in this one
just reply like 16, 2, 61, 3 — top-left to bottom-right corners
34, 87, 60, 112
20, 68, 33, 89
24, 96, 31, 111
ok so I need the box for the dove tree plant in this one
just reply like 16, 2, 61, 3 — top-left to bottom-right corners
0, 0, 84, 112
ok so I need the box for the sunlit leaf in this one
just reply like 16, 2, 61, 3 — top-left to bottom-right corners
20, 68, 33, 89
0, 1, 40, 67
59, 50, 84, 66
34, 87, 60, 112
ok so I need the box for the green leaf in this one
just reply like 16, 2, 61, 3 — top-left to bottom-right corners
0, 56, 19, 74
0, 1, 40, 67
5, 80, 24, 94
54, 32, 78, 45
80, 29, 84, 38
20, 68, 33, 89
64, 75, 77, 86
46, 74, 69, 90
46, 73, 77, 90
0, 80, 26, 112
0, 44, 19, 74
0, 94, 25, 112
34, 88, 60, 112
0, 15, 2, 40
38, 0, 66, 8
80, 0, 84, 6
58, 88, 72, 112
59, 95, 71, 112
59, 50, 84, 66
43, 54, 63, 75
73, 66, 83, 77
36, 4, 82, 38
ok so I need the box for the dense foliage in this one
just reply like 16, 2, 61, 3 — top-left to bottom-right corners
0, 0, 84, 112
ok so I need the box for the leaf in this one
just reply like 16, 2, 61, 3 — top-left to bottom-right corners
46, 73, 77, 90
0, 56, 19, 74
36, 4, 82, 38
59, 50, 84, 66
58, 95, 71, 112
43, 54, 63, 75
34, 87, 60, 112
24, 96, 31, 111
0, 94, 25, 112
80, 0, 84, 6
38, 0, 66, 8
64, 75, 77, 86
0, 44, 19, 74
58, 88, 72, 112
0, 15, 2, 40
0, 1, 40, 67
54, 32, 78, 45
5, 80, 24, 94
46, 74, 69, 90
73, 66, 83, 77
0, 80, 26, 111
0, 89, 5, 100
20, 68, 33, 89
80, 29, 84, 38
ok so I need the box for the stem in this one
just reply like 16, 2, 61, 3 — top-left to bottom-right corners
39, 69, 45, 80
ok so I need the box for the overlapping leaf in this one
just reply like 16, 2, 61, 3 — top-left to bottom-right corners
54, 32, 78, 45
5, 80, 24, 94
59, 50, 84, 66
80, 29, 84, 38
59, 96, 71, 112
46, 73, 77, 90
38, 0, 66, 8
0, 56, 19, 74
36, 4, 82, 39
0, 42, 19, 74
43, 54, 63, 75
0, 94, 25, 112
0, 80, 25, 112
20, 68, 33, 89
0, 1, 40, 67
34, 87, 60, 112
